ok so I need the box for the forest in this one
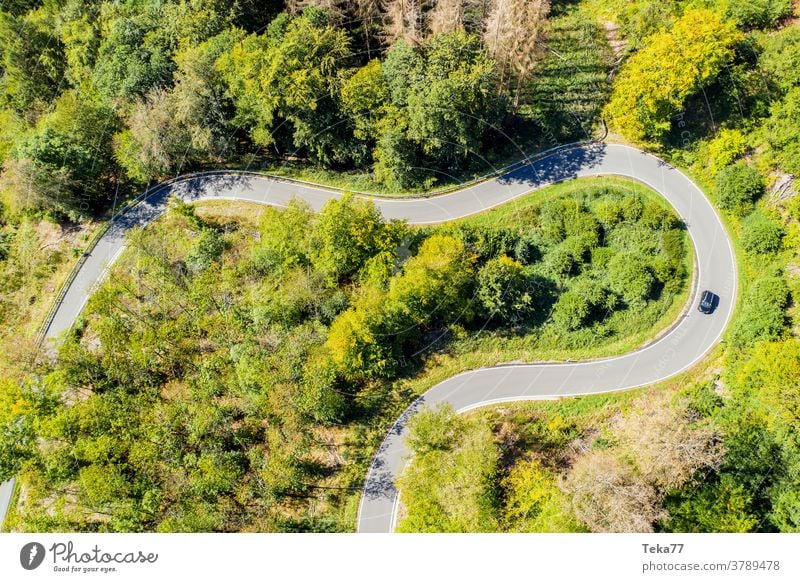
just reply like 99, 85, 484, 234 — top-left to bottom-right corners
1, 0, 800, 532
0, 0, 608, 223
3, 179, 688, 531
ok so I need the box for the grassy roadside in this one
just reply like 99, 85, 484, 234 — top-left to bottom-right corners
229, 146, 552, 199
0, 219, 103, 376
2, 479, 21, 532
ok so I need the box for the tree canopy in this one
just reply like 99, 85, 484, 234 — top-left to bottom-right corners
604, 9, 742, 143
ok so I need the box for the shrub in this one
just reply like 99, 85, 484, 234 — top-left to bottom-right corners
707, 129, 747, 174
513, 234, 540, 265
741, 210, 784, 254
770, 484, 800, 532
552, 289, 592, 331
715, 163, 764, 216
186, 228, 224, 274
641, 200, 678, 230
663, 475, 758, 532
731, 275, 790, 346
476, 256, 533, 323
251, 200, 313, 273
552, 278, 608, 331
726, 0, 792, 30
606, 253, 654, 305
593, 198, 623, 227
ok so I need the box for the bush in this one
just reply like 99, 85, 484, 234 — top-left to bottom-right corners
476, 256, 533, 324
663, 475, 758, 532
726, 0, 792, 30
741, 210, 784, 254
513, 234, 540, 265
731, 275, 790, 346
707, 129, 747, 174
606, 253, 654, 305
770, 484, 800, 532
552, 289, 591, 331
552, 278, 608, 331
593, 198, 623, 227
186, 228, 224, 274
759, 27, 800, 92
715, 162, 764, 216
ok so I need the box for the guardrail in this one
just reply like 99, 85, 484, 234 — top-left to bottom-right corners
33, 127, 607, 350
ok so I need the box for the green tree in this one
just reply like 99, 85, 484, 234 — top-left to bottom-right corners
251, 199, 315, 273
310, 194, 403, 284
404, 404, 465, 454
340, 59, 389, 143
405, 31, 499, 165
764, 87, 800, 175
325, 234, 473, 379
374, 32, 500, 188
741, 210, 784, 255
91, 5, 176, 103
397, 405, 501, 532
115, 29, 242, 181
386, 234, 475, 326
759, 26, 800, 92
217, 9, 353, 165
663, 475, 758, 532
503, 459, 581, 532
0, 8, 65, 112
715, 162, 764, 216
733, 340, 800, 428
0, 376, 60, 481
476, 255, 533, 323
770, 483, 800, 532
372, 109, 425, 189
604, 9, 742, 143
325, 287, 395, 379
2, 91, 119, 217
186, 228, 225, 274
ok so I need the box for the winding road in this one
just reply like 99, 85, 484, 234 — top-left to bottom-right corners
1, 143, 737, 533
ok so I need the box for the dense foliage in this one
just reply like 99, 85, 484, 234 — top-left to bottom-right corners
396, 0, 800, 534
2, 183, 687, 531
0, 0, 608, 221
3, 0, 800, 535
396, 388, 722, 532
604, 8, 742, 144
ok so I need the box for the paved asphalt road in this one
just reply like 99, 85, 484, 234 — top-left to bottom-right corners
0, 478, 13, 530
0, 143, 736, 533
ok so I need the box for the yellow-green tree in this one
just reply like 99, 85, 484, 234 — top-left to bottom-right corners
604, 9, 742, 143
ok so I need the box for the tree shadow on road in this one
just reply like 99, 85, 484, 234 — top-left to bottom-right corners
497, 142, 607, 190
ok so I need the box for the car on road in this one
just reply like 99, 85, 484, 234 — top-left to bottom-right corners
698, 290, 718, 314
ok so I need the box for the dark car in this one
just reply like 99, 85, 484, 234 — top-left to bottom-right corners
698, 290, 718, 314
